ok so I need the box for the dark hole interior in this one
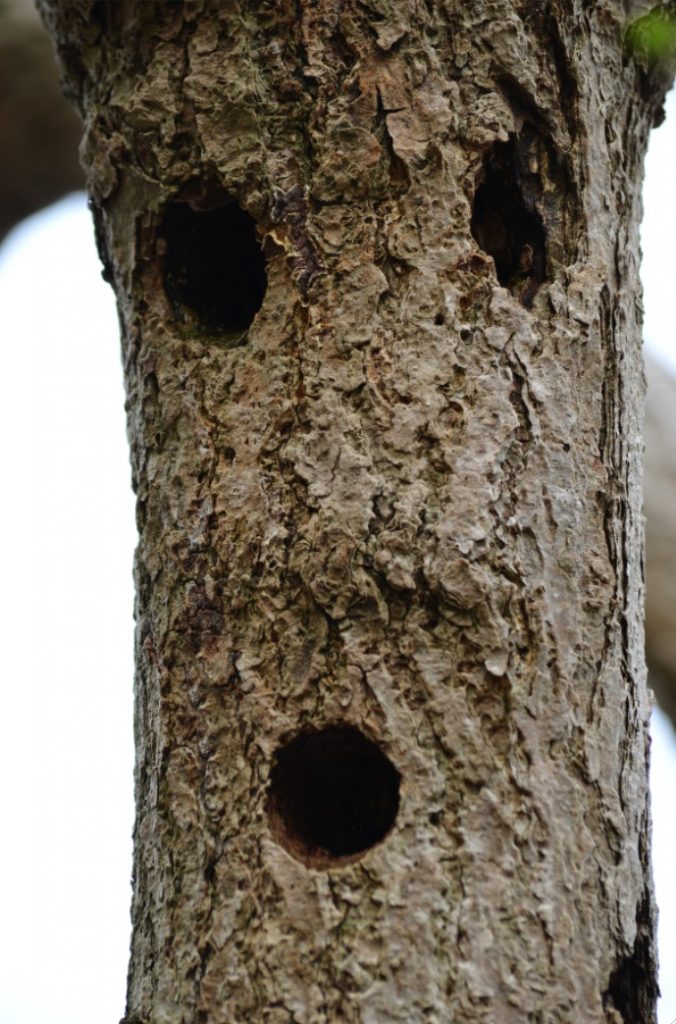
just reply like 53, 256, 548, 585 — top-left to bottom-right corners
161, 200, 267, 333
470, 138, 546, 307
267, 725, 401, 866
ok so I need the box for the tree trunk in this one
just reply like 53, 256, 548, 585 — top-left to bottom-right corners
40, 2, 664, 1021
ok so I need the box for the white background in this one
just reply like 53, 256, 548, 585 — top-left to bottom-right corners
0, 91, 675, 1024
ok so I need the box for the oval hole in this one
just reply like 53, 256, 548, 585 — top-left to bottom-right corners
161, 198, 267, 334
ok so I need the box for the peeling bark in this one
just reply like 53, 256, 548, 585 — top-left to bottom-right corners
39, 2, 663, 1021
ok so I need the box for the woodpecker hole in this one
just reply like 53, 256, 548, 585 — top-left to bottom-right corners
471, 137, 546, 307
161, 198, 267, 334
267, 725, 401, 868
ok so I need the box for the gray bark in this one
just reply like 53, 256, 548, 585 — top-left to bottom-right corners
39, 2, 664, 1022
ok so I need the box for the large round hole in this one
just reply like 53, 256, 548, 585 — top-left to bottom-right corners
267, 725, 401, 868
161, 199, 267, 334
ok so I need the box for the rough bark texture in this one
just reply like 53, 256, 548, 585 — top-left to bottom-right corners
40, 2, 663, 1022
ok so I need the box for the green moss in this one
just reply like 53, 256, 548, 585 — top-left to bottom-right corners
625, 6, 676, 68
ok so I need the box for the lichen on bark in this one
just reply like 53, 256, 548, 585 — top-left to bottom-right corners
39, 2, 665, 1021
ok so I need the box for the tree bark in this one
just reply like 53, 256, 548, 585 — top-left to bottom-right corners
39, 2, 664, 1021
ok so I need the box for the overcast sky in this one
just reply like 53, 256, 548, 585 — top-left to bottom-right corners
0, 91, 675, 1024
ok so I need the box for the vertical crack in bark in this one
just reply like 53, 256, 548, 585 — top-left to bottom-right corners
374, 85, 411, 193
548, 11, 579, 146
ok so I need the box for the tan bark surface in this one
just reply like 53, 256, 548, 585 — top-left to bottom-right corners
39, 2, 664, 1022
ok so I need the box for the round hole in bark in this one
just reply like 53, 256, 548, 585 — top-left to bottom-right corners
267, 725, 401, 867
161, 198, 267, 334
